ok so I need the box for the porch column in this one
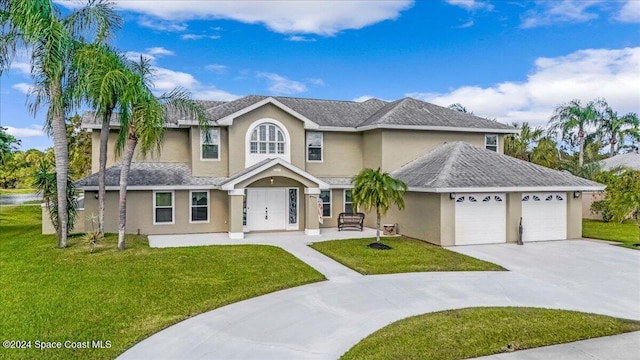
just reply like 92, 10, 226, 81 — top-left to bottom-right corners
304, 188, 320, 235
228, 189, 245, 239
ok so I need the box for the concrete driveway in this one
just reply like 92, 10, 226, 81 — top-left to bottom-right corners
119, 240, 640, 360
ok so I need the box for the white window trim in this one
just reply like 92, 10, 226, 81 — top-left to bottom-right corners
320, 189, 332, 218
485, 134, 498, 152
153, 190, 175, 225
344, 189, 355, 213
245, 118, 291, 167
189, 190, 210, 224
306, 131, 323, 163
286, 187, 299, 230
200, 128, 221, 161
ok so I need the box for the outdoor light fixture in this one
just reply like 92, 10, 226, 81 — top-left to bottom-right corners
449, 192, 456, 200
270, 176, 274, 185
573, 191, 581, 199
94, 193, 99, 199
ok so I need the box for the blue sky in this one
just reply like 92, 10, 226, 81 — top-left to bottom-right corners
1, 0, 639, 150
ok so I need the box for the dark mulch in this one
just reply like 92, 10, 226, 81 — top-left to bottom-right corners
368, 242, 392, 250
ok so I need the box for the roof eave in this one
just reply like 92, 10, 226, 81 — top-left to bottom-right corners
406, 185, 606, 193
356, 124, 519, 133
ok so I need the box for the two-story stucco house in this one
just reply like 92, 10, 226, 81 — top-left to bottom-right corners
76, 95, 604, 246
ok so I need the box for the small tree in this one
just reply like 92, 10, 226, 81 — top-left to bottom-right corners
32, 162, 79, 234
606, 170, 640, 243
351, 168, 407, 244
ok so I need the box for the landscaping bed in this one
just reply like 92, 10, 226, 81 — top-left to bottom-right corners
310, 237, 505, 274
0, 205, 324, 360
341, 307, 640, 360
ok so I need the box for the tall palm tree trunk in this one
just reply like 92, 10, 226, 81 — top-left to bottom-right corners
376, 207, 381, 243
51, 82, 68, 248
98, 110, 111, 235
578, 128, 585, 166
610, 139, 616, 157
117, 130, 137, 250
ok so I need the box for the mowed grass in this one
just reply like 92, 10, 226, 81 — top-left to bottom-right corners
0, 205, 324, 360
0, 188, 36, 194
310, 237, 504, 274
342, 307, 640, 360
583, 219, 639, 249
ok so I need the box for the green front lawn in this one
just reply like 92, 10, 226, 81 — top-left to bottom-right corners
342, 307, 640, 360
0, 188, 36, 194
0, 205, 324, 360
310, 237, 504, 274
583, 219, 640, 249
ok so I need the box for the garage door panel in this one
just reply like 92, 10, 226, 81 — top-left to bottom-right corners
455, 193, 506, 245
521, 192, 566, 242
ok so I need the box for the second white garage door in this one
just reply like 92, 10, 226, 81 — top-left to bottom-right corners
455, 193, 506, 245
521, 192, 567, 242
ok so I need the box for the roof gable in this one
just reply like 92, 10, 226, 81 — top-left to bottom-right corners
216, 97, 320, 129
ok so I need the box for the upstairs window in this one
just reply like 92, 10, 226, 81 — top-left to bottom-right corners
306, 132, 323, 162
201, 128, 220, 160
250, 123, 285, 155
485, 134, 498, 152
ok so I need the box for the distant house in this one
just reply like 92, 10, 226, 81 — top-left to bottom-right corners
583, 147, 640, 220
68, 95, 603, 245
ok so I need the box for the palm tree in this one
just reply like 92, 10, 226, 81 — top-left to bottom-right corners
547, 99, 604, 167
351, 168, 407, 244
114, 56, 207, 250
504, 122, 543, 161
598, 106, 639, 157
0, 0, 120, 248
448, 103, 471, 114
608, 170, 640, 243
73, 43, 129, 235
530, 137, 560, 169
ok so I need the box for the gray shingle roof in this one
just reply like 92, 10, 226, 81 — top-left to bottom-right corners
392, 142, 604, 191
75, 163, 226, 188
81, 95, 516, 132
600, 151, 640, 171
318, 177, 353, 186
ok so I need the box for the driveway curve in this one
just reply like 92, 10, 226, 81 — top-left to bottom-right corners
119, 240, 640, 360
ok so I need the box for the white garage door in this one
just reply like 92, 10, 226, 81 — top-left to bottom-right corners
455, 193, 506, 245
521, 193, 567, 242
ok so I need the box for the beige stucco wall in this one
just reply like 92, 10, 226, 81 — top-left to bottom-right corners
190, 126, 229, 177
227, 104, 306, 175
318, 189, 350, 228
305, 132, 363, 177
379, 192, 442, 245
362, 130, 383, 169
91, 129, 191, 173
567, 193, 582, 239
439, 193, 456, 246
42, 207, 85, 234
582, 191, 604, 220
506, 193, 522, 243
380, 130, 503, 172
83, 190, 228, 235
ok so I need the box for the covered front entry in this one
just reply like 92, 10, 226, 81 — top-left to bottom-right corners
246, 188, 297, 231
221, 158, 329, 239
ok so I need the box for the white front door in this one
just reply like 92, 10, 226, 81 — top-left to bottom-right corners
246, 188, 286, 231
454, 193, 507, 245
521, 192, 567, 242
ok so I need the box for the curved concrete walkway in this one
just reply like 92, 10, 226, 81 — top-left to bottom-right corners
120, 235, 640, 360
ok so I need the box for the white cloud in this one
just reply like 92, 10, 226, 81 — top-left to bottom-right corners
145, 66, 240, 101
407, 47, 640, 129
145, 47, 175, 56
256, 72, 307, 94
521, 0, 602, 28
181, 34, 221, 40
616, 0, 640, 23
125, 51, 156, 62
101, 0, 414, 36
445, 0, 493, 11
305, 78, 325, 86
12, 83, 33, 94
4, 125, 43, 138
191, 88, 241, 101
138, 17, 187, 32
353, 95, 375, 102
286, 35, 317, 42
456, 20, 475, 28
205, 64, 228, 74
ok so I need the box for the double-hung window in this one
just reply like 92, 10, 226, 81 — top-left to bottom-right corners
306, 132, 323, 162
154, 191, 174, 224
485, 134, 498, 152
320, 190, 331, 218
201, 128, 220, 160
190, 191, 209, 223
